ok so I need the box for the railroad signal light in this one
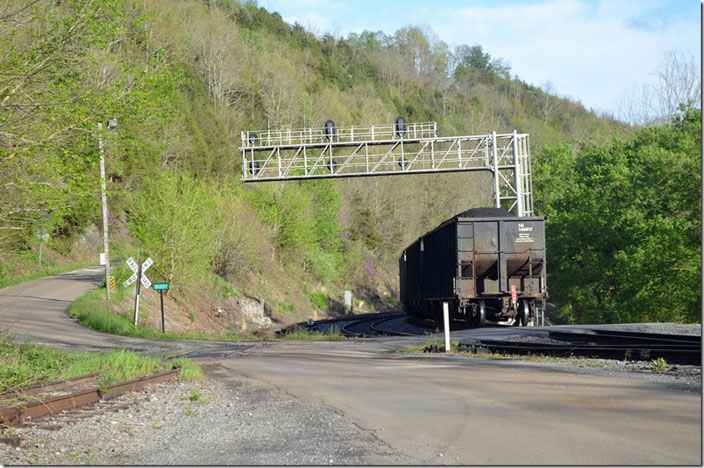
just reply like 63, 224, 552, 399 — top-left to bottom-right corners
395, 116, 407, 138
324, 120, 335, 141
249, 160, 261, 175
398, 156, 408, 169
248, 133, 258, 145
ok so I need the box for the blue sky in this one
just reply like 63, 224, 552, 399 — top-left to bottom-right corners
261, 0, 700, 117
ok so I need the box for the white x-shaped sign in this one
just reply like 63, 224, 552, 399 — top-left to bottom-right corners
123, 257, 153, 288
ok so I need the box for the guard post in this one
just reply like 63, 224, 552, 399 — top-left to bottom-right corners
153, 283, 169, 333
443, 302, 451, 353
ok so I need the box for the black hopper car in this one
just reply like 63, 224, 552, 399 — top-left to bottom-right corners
399, 207, 547, 327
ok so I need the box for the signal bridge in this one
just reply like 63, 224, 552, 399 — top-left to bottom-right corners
240, 120, 533, 217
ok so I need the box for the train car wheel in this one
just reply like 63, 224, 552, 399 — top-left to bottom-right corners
518, 300, 530, 326
474, 301, 486, 327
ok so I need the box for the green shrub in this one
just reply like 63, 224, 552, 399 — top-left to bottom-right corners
310, 291, 327, 310
307, 249, 340, 284
651, 357, 668, 372
128, 172, 217, 286
276, 300, 293, 314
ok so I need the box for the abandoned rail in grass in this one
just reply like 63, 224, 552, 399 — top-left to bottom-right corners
0, 369, 180, 427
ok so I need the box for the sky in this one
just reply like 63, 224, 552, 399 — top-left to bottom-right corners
261, 0, 700, 117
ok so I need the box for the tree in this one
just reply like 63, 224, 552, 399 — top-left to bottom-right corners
128, 172, 217, 286
453, 44, 510, 83
651, 50, 701, 120
618, 50, 701, 126
534, 109, 701, 324
0, 0, 125, 255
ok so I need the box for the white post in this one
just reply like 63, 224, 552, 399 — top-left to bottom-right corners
443, 302, 451, 353
492, 131, 500, 208
98, 123, 111, 301
134, 290, 140, 326
134, 258, 141, 325
512, 129, 524, 217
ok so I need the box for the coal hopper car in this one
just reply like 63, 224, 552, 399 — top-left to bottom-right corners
399, 208, 547, 327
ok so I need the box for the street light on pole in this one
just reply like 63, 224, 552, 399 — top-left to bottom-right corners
98, 119, 117, 300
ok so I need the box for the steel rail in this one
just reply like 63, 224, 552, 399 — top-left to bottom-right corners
369, 315, 417, 336
549, 330, 700, 346
276, 311, 404, 337
0, 369, 180, 427
587, 329, 701, 343
340, 313, 407, 337
458, 340, 701, 365
0, 374, 99, 400
340, 316, 381, 337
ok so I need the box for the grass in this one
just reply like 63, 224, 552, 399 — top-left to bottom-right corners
68, 287, 353, 342
279, 326, 346, 341
66, 288, 260, 342
276, 300, 294, 315
651, 357, 668, 372
0, 260, 95, 290
169, 358, 205, 380
310, 291, 327, 310
0, 334, 203, 393
183, 388, 203, 401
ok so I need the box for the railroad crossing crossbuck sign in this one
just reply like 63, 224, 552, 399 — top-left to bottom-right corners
123, 256, 153, 288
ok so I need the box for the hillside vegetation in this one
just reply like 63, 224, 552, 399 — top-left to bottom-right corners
1, 0, 698, 331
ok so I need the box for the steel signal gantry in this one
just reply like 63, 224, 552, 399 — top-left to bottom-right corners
239, 121, 533, 217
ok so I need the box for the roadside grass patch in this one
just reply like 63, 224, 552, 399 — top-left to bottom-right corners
279, 326, 345, 341
169, 358, 205, 381
0, 334, 202, 393
66, 288, 260, 342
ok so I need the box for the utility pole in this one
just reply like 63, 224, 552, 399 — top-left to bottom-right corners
98, 122, 111, 301
38, 216, 45, 267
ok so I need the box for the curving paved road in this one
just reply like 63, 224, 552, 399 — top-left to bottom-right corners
1, 267, 701, 464
0, 266, 238, 356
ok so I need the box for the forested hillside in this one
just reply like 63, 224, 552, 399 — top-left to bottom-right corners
1, 0, 697, 331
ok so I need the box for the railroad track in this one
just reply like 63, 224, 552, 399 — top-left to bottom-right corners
458, 329, 701, 365
340, 312, 410, 337
276, 311, 416, 338
0, 369, 180, 428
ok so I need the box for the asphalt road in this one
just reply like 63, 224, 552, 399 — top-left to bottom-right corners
0, 267, 701, 465
0, 266, 239, 357
212, 341, 701, 465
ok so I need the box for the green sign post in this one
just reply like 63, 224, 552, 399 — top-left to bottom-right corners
152, 283, 170, 332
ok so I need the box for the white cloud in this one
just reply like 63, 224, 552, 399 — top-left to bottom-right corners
418, 0, 699, 113
262, 0, 700, 115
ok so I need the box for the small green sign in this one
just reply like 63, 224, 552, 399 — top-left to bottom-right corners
152, 283, 169, 291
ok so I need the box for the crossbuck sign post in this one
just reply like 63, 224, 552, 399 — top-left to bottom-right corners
124, 256, 153, 325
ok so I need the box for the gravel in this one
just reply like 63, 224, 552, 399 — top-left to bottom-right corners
568, 322, 701, 335
0, 368, 410, 465
2, 321, 699, 465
